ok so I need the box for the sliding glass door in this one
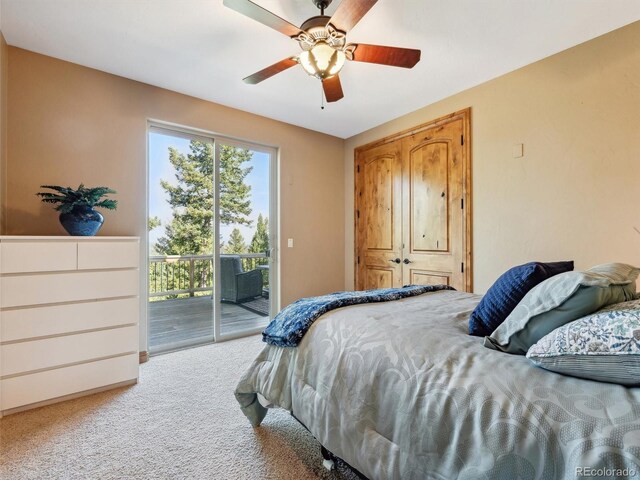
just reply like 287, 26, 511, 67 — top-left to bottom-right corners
215, 140, 275, 340
147, 125, 276, 354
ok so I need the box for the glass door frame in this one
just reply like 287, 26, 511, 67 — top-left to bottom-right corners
145, 120, 279, 351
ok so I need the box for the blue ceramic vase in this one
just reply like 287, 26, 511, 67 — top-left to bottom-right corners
59, 205, 104, 236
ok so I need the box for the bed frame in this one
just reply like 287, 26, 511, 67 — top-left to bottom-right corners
291, 412, 368, 478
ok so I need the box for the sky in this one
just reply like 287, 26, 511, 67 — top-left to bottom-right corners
148, 130, 270, 253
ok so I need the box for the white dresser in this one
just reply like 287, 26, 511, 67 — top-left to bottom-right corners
0, 236, 140, 416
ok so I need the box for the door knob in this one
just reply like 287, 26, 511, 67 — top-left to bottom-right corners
403, 258, 412, 264
389, 258, 401, 264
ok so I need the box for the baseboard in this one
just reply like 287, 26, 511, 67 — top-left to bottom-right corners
139, 351, 149, 363
1, 378, 138, 416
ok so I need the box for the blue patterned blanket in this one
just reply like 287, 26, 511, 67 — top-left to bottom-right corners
262, 284, 455, 347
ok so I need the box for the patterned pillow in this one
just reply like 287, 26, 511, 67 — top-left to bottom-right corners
468, 261, 574, 336
526, 299, 640, 385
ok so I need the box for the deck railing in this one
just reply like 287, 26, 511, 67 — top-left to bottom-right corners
149, 253, 269, 299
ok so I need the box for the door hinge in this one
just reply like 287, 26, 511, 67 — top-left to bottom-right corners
357, 256, 360, 265
356, 209, 360, 219
357, 165, 360, 173
461, 198, 464, 209
461, 262, 464, 273
461, 134, 464, 146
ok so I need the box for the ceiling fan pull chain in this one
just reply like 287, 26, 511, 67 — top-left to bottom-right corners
321, 83, 325, 110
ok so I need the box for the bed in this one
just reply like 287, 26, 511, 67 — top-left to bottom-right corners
235, 289, 640, 479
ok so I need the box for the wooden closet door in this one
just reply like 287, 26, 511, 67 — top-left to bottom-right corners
401, 118, 467, 290
355, 141, 403, 290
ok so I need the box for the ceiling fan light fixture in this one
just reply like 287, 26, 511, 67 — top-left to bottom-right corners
299, 42, 346, 79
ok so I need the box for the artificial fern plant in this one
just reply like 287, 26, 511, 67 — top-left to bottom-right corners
37, 184, 118, 214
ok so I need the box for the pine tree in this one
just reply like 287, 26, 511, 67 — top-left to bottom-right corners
223, 228, 248, 254
148, 216, 161, 232
249, 214, 269, 254
156, 142, 253, 256
220, 146, 254, 227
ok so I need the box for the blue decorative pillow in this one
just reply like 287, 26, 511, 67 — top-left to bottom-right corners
484, 263, 639, 354
527, 299, 640, 385
468, 261, 574, 336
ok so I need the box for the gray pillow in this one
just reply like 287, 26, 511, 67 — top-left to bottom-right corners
526, 299, 640, 385
484, 263, 639, 355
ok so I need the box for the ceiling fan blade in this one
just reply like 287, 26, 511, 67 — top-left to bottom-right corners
322, 75, 344, 103
350, 44, 421, 68
328, 0, 378, 32
243, 58, 298, 84
223, 0, 301, 37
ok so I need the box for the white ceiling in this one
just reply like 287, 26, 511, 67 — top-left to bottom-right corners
2, 0, 640, 138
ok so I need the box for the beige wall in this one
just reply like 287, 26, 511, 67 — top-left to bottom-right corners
345, 20, 640, 293
5, 47, 345, 350
0, 33, 7, 232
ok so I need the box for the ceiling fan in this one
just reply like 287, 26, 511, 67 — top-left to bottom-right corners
223, 0, 421, 103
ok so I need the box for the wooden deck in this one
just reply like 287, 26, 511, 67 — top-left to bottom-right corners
149, 296, 269, 353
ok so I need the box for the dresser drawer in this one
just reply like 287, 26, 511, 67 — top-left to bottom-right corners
77, 241, 139, 270
1, 325, 138, 377
1, 269, 139, 308
1, 353, 138, 411
1, 297, 139, 342
1, 242, 77, 274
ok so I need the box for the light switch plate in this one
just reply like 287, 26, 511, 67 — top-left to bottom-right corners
287, 238, 294, 248
513, 144, 524, 158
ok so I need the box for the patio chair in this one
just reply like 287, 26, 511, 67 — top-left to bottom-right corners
220, 254, 263, 303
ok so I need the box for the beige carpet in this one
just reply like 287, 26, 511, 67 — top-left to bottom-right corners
0, 336, 359, 479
